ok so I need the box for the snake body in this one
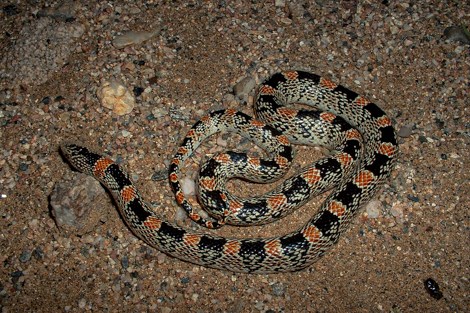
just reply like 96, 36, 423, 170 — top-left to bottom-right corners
61, 71, 397, 273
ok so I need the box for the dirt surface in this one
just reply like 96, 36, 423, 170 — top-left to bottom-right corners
1, 1, 469, 312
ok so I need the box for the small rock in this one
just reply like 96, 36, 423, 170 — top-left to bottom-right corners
33, 247, 45, 260
112, 283, 121, 292
181, 177, 196, 196
41, 97, 51, 104
151, 107, 167, 118
121, 255, 129, 269
254, 301, 265, 311
151, 170, 168, 181
279, 17, 293, 25
78, 298, 87, 309
390, 205, 403, 218
19, 250, 32, 263
133, 86, 145, 97
50, 173, 109, 236
10, 271, 24, 287
175, 206, 187, 222
97, 80, 136, 115
113, 29, 161, 49
233, 76, 256, 99
397, 123, 414, 138
418, 135, 428, 143
271, 282, 286, 296
148, 76, 159, 85
18, 163, 29, 172
424, 278, 443, 300
157, 252, 167, 264
404, 39, 413, 46
366, 200, 382, 218
222, 93, 236, 106
407, 195, 419, 202
443, 26, 470, 45
390, 25, 399, 35
36, 1, 78, 20
121, 130, 131, 137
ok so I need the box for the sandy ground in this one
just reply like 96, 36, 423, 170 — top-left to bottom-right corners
0, 1, 469, 312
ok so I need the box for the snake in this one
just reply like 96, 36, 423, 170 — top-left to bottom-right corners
61, 71, 398, 273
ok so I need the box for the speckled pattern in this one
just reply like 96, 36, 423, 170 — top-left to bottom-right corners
0, 1, 469, 312
60, 70, 396, 274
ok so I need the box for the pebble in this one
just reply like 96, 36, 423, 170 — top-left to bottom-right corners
366, 200, 382, 218
97, 80, 136, 116
41, 97, 51, 105
161, 307, 171, 313
151, 107, 167, 118
390, 206, 403, 219
19, 250, 32, 263
49, 174, 109, 235
222, 93, 236, 106
404, 39, 413, 46
32, 247, 45, 260
233, 76, 256, 100
78, 298, 87, 309
418, 135, 428, 143
271, 282, 286, 297
18, 163, 28, 172
121, 130, 131, 138
11, 271, 24, 290
407, 195, 419, 202
133, 86, 145, 97
121, 255, 129, 269
175, 206, 188, 222
443, 26, 470, 45
36, 1, 78, 20
151, 170, 168, 181
424, 278, 443, 300
397, 123, 414, 138
254, 301, 265, 311
156, 252, 167, 265
181, 176, 196, 196
113, 29, 161, 49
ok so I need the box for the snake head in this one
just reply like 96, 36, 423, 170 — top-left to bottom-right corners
60, 142, 104, 176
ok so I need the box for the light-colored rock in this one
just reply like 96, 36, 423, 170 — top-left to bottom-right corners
113, 29, 161, 49
181, 176, 196, 196
233, 76, 256, 98
97, 80, 135, 115
49, 173, 109, 236
366, 200, 382, 218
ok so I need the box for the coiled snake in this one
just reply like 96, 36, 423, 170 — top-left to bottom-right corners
61, 71, 397, 273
